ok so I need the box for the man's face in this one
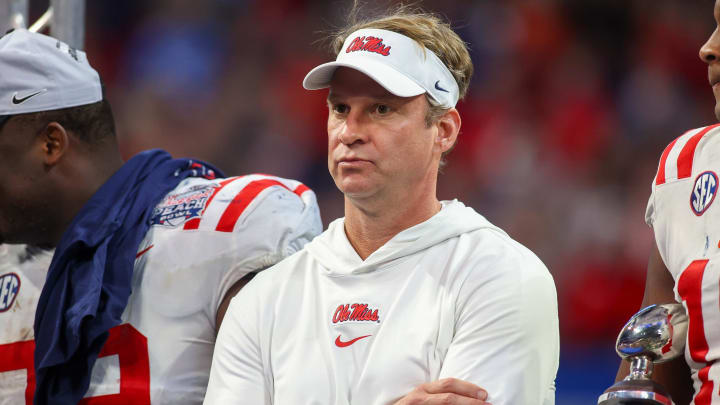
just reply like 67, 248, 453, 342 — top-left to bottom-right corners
701, 0, 720, 121
0, 117, 53, 246
326, 68, 441, 202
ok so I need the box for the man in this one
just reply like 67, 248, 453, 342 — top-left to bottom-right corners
0, 29, 322, 405
614, 1, 720, 404
204, 8, 559, 405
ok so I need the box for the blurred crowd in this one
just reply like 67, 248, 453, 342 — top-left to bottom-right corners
28, 0, 718, 400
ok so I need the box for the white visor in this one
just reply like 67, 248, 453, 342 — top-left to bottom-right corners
303, 28, 459, 108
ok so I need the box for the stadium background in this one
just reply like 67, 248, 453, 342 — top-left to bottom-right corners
25, 0, 717, 403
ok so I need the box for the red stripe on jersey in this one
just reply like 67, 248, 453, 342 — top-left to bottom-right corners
183, 218, 201, 230
655, 137, 679, 185
0, 339, 35, 405
677, 259, 710, 363
135, 245, 154, 259
660, 314, 673, 355
696, 365, 713, 405
293, 183, 310, 197
80, 324, 150, 405
183, 177, 241, 230
215, 179, 292, 232
676, 124, 720, 180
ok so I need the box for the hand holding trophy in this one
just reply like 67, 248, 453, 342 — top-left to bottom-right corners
598, 303, 688, 405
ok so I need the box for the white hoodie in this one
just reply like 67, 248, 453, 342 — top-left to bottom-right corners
205, 200, 559, 405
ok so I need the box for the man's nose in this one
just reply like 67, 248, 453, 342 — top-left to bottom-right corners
700, 28, 720, 64
338, 110, 369, 145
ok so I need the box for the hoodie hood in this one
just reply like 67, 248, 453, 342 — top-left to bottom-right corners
306, 200, 503, 275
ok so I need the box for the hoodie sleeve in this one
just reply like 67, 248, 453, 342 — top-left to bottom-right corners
438, 234, 559, 405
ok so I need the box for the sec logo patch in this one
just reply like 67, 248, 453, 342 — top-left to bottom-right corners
0, 273, 20, 312
691, 171, 718, 216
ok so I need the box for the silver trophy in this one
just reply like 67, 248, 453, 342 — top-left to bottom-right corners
598, 303, 688, 405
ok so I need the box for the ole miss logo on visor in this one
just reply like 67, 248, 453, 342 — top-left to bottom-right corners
346, 36, 391, 56
691, 171, 718, 216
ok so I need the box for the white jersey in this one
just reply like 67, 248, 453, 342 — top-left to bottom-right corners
0, 174, 322, 405
205, 200, 559, 405
646, 123, 720, 405
0, 245, 54, 405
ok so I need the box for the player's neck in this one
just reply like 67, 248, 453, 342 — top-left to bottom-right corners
49, 150, 125, 247
343, 184, 441, 261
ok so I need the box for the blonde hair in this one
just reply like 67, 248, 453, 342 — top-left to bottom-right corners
331, 3, 472, 169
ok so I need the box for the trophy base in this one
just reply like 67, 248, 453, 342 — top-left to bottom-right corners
597, 379, 672, 405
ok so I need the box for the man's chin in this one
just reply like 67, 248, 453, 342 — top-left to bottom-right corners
340, 184, 377, 201
342, 188, 374, 200
336, 176, 372, 196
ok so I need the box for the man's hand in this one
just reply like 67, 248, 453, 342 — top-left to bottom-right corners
394, 378, 490, 405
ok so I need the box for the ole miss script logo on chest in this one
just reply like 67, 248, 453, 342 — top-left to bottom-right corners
332, 303, 380, 348
332, 303, 381, 324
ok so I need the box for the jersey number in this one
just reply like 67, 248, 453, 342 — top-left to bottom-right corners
0, 323, 150, 405
677, 259, 716, 403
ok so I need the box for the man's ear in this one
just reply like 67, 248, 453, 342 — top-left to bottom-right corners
39, 122, 69, 166
435, 108, 461, 154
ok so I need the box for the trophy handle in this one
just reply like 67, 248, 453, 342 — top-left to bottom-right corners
626, 355, 654, 381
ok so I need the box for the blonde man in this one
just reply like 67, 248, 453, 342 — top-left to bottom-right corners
204, 7, 559, 405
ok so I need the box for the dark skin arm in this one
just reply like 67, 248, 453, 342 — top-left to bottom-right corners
615, 242, 694, 405
215, 271, 257, 332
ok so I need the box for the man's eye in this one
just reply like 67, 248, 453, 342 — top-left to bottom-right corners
332, 104, 349, 114
375, 104, 390, 114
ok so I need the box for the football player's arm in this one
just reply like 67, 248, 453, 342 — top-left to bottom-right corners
216, 272, 256, 331
204, 281, 270, 404
211, 182, 321, 331
614, 242, 693, 405
437, 253, 559, 405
